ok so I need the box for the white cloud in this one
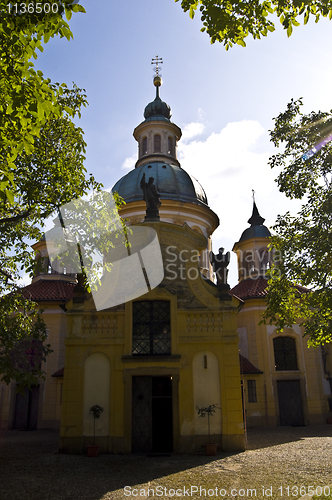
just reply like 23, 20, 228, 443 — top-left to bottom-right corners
177, 119, 302, 286
178, 121, 271, 234
122, 153, 136, 170
181, 122, 205, 142
197, 108, 206, 121
17, 274, 31, 287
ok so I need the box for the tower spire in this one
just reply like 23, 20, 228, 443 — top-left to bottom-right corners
151, 55, 163, 97
248, 193, 265, 226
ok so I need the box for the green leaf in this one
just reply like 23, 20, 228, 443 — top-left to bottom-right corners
65, 8, 73, 21
304, 9, 310, 24
5, 189, 14, 204
72, 4, 86, 13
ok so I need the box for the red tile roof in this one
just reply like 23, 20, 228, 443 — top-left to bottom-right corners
230, 277, 310, 300
52, 367, 64, 377
239, 354, 263, 374
230, 277, 268, 300
22, 280, 76, 302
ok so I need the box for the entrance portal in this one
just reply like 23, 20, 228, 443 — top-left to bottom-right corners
13, 385, 40, 430
277, 380, 304, 426
132, 376, 173, 453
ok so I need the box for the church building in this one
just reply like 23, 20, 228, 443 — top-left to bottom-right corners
0, 65, 331, 452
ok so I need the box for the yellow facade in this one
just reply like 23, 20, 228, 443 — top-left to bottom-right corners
232, 204, 332, 428
240, 302, 331, 427
0, 301, 67, 430
59, 221, 245, 453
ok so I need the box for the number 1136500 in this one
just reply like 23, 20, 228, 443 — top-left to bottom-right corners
8, 3, 59, 14
277, 486, 330, 497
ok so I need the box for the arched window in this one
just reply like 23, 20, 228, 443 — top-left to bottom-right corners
132, 301, 171, 355
243, 250, 255, 278
259, 248, 269, 273
168, 137, 173, 155
273, 336, 298, 371
154, 134, 161, 153
141, 136, 147, 156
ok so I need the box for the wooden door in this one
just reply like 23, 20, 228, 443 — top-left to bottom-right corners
13, 386, 40, 430
277, 380, 304, 426
132, 376, 173, 453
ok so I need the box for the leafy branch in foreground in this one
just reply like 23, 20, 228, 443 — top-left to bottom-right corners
0, 291, 52, 392
262, 98, 332, 346
175, 0, 332, 49
0, 0, 85, 202
0, 84, 102, 293
0, 1, 102, 389
0, 83, 103, 388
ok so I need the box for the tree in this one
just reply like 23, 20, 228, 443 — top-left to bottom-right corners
0, 0, 102, 390
263, 98, 332, 347
175, 0, 332, 49
0, 84, 101, 283
0, 82, 104, 390
0, 292, 51, 391
0, 0, 85, 203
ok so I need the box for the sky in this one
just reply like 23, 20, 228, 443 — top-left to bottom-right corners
28, 0, 332, 286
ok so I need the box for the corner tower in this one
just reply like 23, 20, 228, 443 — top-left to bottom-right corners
232, 201, 272, 282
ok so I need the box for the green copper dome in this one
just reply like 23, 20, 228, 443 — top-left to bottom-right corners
144, 86, 171, 121
112, 162, 208, 206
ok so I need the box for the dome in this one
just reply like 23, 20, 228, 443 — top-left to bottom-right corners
144, 95, 171, 121
238, 202, 271, 241
239, 225, 271, 241
112, 162, 208, 206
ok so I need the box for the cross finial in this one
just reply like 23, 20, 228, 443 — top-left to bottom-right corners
252, 189, 255, 203
151, 55, 163, 77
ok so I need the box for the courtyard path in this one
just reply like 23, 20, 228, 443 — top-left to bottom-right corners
0, 425, 331, 500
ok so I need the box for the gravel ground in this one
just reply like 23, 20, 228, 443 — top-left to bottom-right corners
0, 425, 332, 500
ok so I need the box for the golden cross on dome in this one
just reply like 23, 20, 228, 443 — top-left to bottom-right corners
151, 55, 163, 77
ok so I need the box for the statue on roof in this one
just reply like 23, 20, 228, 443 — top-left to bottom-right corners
210, 247, 230, 286
140, 173, 161, 210
140, 173, 161, 221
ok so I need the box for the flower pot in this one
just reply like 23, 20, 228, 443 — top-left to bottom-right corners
87, 444, 100, 457
204, 443, 218, 456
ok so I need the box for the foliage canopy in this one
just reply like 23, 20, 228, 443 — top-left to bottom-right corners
175, 0, 332, 49
0, 0, 85, 203
0, 0, 99, 389
263, 98, 332, 346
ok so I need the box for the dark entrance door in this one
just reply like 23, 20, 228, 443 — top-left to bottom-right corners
277, 380, 304, 426
132, 376, 173, 453
13, 385, 40, 430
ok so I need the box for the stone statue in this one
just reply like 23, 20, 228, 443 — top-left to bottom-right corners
210, 247, 230, 286
140, 173, 161, 210
140, 173, 161, 221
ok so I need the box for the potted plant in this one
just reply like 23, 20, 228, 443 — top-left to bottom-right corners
198, 404, 220, 455
87, 404, 104, 457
